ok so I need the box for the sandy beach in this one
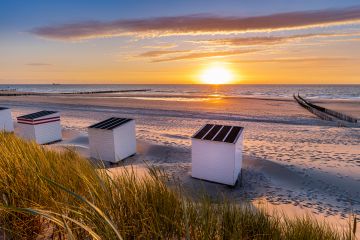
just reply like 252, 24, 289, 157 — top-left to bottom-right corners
2, 91, 359, 233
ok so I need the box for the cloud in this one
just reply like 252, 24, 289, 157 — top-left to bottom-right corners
143, 43, 178, 49
152, 49, 258, 62
30, 6, 360, 40
26, 63, 52, 66
233, 57, 351, 64
138, 32, 359, 62
200, 36, 287, 46
191, 32, 360, 46
138, 50, 189, 57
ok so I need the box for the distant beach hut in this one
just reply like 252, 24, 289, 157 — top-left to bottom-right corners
17, 110, 62, 144
0, 107, 14, 132
191, 124, 244, 186
88, 117, 136, 163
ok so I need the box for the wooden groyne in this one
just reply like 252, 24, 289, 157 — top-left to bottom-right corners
0, 89, 151, 96
59, 89, 151, 95
293, 94, 334, 121
0, 88, 17, 92
0, 92, 38, 96
297, 95, 357, 123
294, 93, 358, 125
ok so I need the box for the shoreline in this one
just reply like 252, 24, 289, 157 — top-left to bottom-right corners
1, 88, 360, 101
1, 92, 359, 123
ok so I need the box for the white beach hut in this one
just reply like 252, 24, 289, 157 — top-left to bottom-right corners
191, 124, 244, 186
0, 107, 14, 132
17, 110, 62, 144
88, 117, 136, 163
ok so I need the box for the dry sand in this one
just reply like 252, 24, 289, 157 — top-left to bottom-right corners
3, 92, 360, 235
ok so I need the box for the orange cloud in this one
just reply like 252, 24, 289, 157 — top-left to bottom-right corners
30, 6, 360, 40
142, 43, 178, 49
152, 49, 259, 62
26, 63, 53, 66
191, 32, 360, 46
138, 50, 189, 57
233, 57, 352, 64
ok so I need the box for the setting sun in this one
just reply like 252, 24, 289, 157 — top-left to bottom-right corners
200, 65, 234, 84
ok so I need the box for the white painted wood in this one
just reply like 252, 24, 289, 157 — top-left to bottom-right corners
0, 108, 14, 132
88, 119, 136, 163
33, 121, 62, 144
191, 129, 243, 186
89, 128, 116, 162
17, 112, 62, 144
113, 120, 136, 161
17, 123, 36, 141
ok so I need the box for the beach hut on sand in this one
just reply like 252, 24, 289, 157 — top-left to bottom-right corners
0, 107, 14, 132
17, 110, 62, 144
191, 124, 244, 186
88, 117, 136, 163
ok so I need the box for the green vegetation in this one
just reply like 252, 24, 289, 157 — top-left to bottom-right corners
0, 133, 354, 239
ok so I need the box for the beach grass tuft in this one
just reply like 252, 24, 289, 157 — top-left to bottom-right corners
0, 132, 353, 239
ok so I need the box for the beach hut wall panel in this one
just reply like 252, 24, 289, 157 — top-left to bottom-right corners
17, 111, 62, 144
191, 124, 244, 186
0, 107, 14, 132
88, 117, 136, 163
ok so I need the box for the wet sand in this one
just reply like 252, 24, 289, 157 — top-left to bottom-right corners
0, 93, 317, 120
314, 99, 360, 119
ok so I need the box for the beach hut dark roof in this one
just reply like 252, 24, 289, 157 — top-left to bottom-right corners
17, 110, 58, 120
0, 107, 9, 110
89, 117, 133, 130
192, 124, 243, 144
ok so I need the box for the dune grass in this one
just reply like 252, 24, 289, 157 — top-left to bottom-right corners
0, 132, 355, 239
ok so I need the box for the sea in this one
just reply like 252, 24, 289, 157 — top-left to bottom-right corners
0, 84, 359, 100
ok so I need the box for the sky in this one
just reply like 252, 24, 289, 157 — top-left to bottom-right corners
1, 0, 360, 84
